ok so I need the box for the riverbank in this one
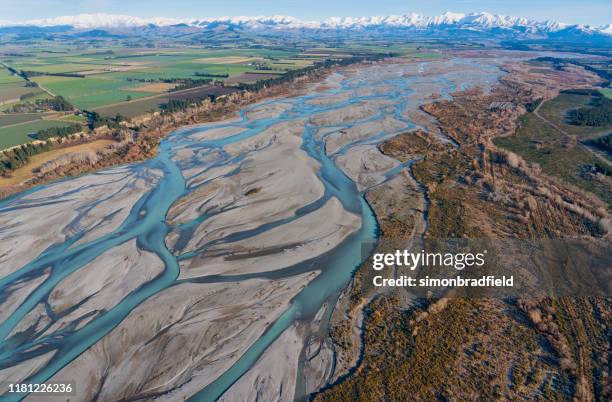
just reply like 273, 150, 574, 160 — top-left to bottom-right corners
0, 59, 375, 200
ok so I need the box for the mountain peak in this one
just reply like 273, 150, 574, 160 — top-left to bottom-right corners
22, 13, 182, 29
1, 11, 609, 38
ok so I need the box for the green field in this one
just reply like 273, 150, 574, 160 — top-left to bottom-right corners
58, 114, 88, 124
0, 113, 42, 127
0, 119, 77, 149
0, 86, 41, 103
1, 91, 52, 112
494, 104, 611, 204
94, 96, 169, 118
1, 47, 322, 112
32, 75, 156, 109
0, 45, 394, 123
9, 62, 114, 74
0, 67, 23, 84
24, 55, 274, 109
537, 91, 612, 137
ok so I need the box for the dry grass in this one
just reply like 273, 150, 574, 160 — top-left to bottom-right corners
0, 139, 115, 186
130, 82, 176, 93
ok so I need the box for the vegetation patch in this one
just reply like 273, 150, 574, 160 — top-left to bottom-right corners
566, 91, 612, 127
0, 119, 76, 149
495, 89, 612, 204
0, 113, 42, 127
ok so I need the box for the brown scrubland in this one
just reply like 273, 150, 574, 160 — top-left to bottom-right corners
317, 57, 610, 401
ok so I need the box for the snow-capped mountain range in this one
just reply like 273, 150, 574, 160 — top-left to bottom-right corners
1, 12, 610, 39
1, 12, 608, 33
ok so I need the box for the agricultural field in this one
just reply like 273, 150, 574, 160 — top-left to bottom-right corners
32, 75, 157, 110
0, 68, 41, 104
0, 119, 77, 149
1, 91, 54, 113
94, 96, 169, 118
0, 66, 22, 84
0, 67, 50, 116
0, 44, 412, 143
1, 47, 322, 113
0, 86, 40, 104
0, 113, 42, 127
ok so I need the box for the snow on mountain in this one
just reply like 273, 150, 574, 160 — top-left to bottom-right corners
20, 14, 182, 29
2, 12, 610, 36
190, 15, 321, 29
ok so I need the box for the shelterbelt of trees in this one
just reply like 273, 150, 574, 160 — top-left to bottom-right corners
157, 53, 396, 114
584, 133, 612, 153
5, 96, 74, 113
235, 53, 394, 92
565, 89, 612, 126
0, 141, 53, 173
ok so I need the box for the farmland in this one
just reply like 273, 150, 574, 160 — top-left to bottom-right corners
0, 66, 22, 84
0, 119, 77, 149
0, 47, 312, 144
32, 75, 157, 109
0, 44, 412, 148
0, 47, 331, 115
0, 113, 42, 127
0, 66, 42, 103
93, 96, 168, 118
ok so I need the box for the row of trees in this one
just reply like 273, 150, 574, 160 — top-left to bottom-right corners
567, 94, 612, 126
161, 98, 204, 113
85, 111, 126, 130
6, 96, 74, 113
194, 72, 229, 78
158, 53, 394, 114
171, 78, 214, 91
584, 133, 612, 153
36, 124, 82, 140
21, 70, 85, 79
235, 53, 393, 92
0, 141, 52, 175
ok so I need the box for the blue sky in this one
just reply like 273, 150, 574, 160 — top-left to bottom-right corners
2, 0, 610, 26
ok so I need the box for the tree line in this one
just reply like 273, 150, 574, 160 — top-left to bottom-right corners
36, 124, 82, 140
194, 72, 229, 78
84, 111, 125, 130
235, 53, 394, 92
158, 53, 394, 113
583, 133, 611, 154
6, 96, 74, 113
161, 98, 208, 113
0, 141, 52, 175
567, 92, 612, 126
